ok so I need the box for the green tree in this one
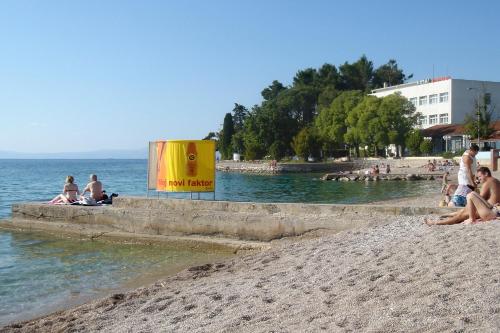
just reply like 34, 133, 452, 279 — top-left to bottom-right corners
317, 85, 339, 109
315, 90, 364, 154
231, 131, 245, 154
203, 132, 217, 140
243, 134, 265, 160
372, 59, 412, 88
232, 103, 249, 132
240, 103, 297, 159
463, 94, 495, 142
213, 56, 412, 160
420, 139, 433, 156
269, 140, 287, 161
350, 96, 383, 156
220, 113, 234, 159
339, 55, 374, 91
317, 63, 340, 89
261, 80, 287, 101
291, 126, 321, 161
405, 129, 423, 156
377, 93, 419, 157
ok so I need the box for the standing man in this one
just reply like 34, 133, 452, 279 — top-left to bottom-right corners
449, 144, 479, 207
82, 174, 104, 201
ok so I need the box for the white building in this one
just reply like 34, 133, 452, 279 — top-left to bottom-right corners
371, 77, 500, 129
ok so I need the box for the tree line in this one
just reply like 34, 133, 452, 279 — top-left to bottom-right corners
206, 55, 422, 161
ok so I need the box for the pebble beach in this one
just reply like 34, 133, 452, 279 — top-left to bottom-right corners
2, 212, 499, 332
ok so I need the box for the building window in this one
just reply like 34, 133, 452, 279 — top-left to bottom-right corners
439, 92, 449, 103
419, 96, 428, 106
439, 113, 449, 124
409, 97, 417, 107
429, 114, 438, 125
485, 93, 491, 105
419, 115, 427, 126
429, 94, 438, 104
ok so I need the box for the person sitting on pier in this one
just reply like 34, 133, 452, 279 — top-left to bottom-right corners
49, 176, 80, 204
425, 167, 500, 225
82, 174, 105, 201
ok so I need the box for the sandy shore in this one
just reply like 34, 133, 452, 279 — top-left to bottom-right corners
2, 213, 499, 332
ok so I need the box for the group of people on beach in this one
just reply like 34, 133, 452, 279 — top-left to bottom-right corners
423, 159, 454, 172
426, 144, 500, 225
50, 174, 106, 204
365, 164, 390, 176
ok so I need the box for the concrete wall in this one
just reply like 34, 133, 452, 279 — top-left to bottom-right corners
9, 197, 456, 242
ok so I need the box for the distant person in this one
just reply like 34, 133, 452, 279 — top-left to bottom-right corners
373, 165, 380, 175
427, 160, 436, 172
449, 144, 479, 207
440, 171, 452, 206
441, 171, 450, 194
49, 176, 80, 204
426, 167, 500, 225
82, 174, 104, 201
385, 164, 391, 174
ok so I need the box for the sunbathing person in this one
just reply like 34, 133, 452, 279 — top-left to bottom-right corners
425, 167, 500, 225
50, 175, 80, 204
82, 174, 104, 201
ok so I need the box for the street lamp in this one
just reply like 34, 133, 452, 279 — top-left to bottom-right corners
467, 87, 481, 147
443, 135, 451, 152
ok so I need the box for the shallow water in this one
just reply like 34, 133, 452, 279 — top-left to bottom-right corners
0, 229, 232, 325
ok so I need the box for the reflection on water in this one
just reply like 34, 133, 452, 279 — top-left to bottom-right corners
0, 230, 232, 325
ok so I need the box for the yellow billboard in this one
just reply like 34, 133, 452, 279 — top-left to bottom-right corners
154, 140, 215, 192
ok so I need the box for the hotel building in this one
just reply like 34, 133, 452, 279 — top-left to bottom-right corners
371, 77, 500, 152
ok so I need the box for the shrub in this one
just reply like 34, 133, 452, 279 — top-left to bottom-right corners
419, 140, 433, 156
291, 126, 321, 161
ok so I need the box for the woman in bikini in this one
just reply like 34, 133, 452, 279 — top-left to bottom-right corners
49, 175, 80, 204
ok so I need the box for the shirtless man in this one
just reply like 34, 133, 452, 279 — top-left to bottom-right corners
425, 166, 500, 225
82, 174, 104, 201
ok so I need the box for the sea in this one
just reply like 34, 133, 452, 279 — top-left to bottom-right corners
0, 159, 439, 325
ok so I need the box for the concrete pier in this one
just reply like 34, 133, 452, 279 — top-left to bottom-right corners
3, 197, 458, 242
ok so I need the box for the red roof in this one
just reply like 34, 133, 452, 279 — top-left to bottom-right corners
421, 121, 500, 141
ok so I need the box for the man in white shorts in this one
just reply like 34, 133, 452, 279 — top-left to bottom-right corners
449, 144, 479, 207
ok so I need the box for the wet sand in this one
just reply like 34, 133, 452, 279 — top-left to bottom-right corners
2, 213, 499, 333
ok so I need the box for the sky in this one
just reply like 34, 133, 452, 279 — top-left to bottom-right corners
0, 0, 499, 153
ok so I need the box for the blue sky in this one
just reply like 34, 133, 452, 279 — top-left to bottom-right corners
1, 0, 499, 153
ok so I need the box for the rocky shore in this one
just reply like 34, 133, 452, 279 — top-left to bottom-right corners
215, 158, 455, 175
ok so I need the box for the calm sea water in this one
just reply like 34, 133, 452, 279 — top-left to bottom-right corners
0, 159, 440, 325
